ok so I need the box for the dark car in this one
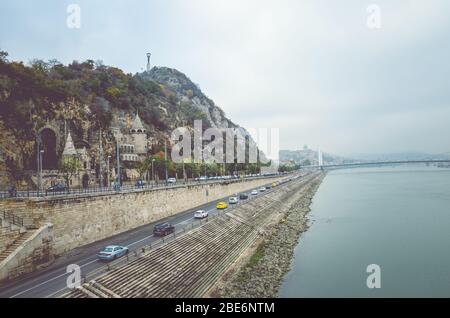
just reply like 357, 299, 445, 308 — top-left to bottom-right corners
46, 183, 68, 193
265, 185, 272, 190
239, 193, 249, 200
153, 223, 175, 237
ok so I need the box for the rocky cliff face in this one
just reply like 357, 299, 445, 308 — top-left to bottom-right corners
140, 67, 235, 129
140, 67, 265, 161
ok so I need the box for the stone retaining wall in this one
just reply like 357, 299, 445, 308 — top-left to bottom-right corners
1, 177, 281, 255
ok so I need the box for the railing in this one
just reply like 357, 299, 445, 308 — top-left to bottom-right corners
0, 173, 284, 200
81, 208, 231, 285
59, 173, 303, 297
1, 211, 24, 228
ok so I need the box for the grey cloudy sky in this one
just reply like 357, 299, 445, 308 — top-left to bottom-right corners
1, 0, 449, 156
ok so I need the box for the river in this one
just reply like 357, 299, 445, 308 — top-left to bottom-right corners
279, 166, 450, 297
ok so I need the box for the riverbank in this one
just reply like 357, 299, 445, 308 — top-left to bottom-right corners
210, 173, 325, 298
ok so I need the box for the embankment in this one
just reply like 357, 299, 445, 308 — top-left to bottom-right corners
213, 173, 325, 298
63, 172, 321, 298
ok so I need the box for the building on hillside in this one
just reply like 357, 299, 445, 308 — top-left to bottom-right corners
59, 131, 94, 188
111, 112, 153, 163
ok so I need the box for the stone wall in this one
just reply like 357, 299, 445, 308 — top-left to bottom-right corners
0, 177, 281, 255
0, 224, 54, 282
0, 223, 21, 254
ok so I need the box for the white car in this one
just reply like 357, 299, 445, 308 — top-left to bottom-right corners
228, 196, 239, 204
251, 190, 259, 195
259, 187, 266, 192
194, 210, 208, 219
97, 245, 129, 261
167, 178, 177, 184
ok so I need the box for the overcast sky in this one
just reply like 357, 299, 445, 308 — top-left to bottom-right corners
1, 0, 450, 156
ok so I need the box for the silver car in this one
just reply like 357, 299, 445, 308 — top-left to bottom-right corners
97, 245, 129, 261
228, 196, 239, 204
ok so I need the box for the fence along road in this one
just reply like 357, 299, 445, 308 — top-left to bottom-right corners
0, 174, 284, 200
62, 172, 320, 298
0, 172, 305, 298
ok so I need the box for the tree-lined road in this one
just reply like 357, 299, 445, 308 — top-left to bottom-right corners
0, 174, 282, 200
0, 173, 303, 298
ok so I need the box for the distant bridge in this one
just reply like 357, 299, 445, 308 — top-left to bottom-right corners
303, 159, 450, 170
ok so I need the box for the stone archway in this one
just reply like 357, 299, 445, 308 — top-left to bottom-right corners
82, 174, 89, 189
39, 128, 58, 170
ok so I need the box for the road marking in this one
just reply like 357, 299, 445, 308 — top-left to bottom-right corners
9, 258, 97, 298
127, 234, 154, 247
12, 209, 208, 297
10, 177, 297, 298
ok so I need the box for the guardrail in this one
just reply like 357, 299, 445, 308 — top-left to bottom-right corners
0, 174, 286, 200
1, 211, 24, 228
80, 208, 231, 285
59, 173, 304, 297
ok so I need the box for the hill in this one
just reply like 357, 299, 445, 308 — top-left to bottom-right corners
0, 50, 262, 188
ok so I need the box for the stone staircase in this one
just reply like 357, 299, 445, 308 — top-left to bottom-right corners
0, 210, 34, 263
1, 215, 22, 254
0, 230, 35, 263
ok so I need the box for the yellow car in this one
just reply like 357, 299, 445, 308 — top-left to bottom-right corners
216, 201, 228, 209
272, 182, 278, 187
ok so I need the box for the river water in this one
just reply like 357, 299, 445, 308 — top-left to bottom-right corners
279, 166, 450, 298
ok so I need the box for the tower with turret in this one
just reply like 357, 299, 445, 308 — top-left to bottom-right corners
130, 112, 147, 155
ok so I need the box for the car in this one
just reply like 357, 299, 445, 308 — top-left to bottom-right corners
265, 185, 272, 190
167, 177, 177, 184
153, 223, 175, 236
228, 196, 239, 204
194, 210, 208, 219
97, 245, 129, 261
259, 187, 266, 192
272, 182, 278, 187
46, 183, 68, 193
239, 193, 249, 200
251, 190, 259, 195
199, 176, 208, 181
216, 201, 228, 209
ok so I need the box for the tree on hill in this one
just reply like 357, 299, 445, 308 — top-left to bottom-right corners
60, 156, 82, 189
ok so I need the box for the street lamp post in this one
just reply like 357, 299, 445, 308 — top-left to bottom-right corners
152, 158, 155, 185
99, 129, 104, 188
39, 150, 44, 194
107, 155, 111, 188
116, 142, 121, 190
164, 140, 168, 182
